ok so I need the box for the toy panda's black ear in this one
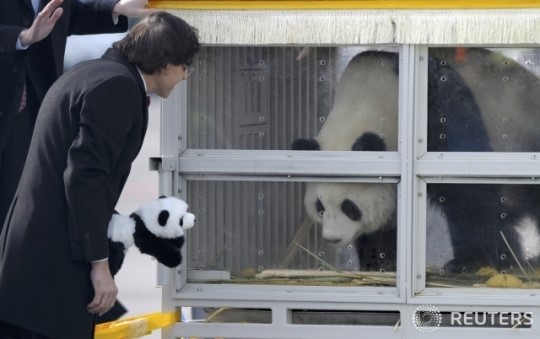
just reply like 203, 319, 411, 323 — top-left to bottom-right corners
352, 132, 387, 151
158, 195, 167, 199
292, 138, 320, 150
158, 210, 170, 226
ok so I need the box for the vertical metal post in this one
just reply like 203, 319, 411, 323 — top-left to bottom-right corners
158, 80, 188, 338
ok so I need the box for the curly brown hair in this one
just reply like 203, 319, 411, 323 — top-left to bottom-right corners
113, 11, 200, 74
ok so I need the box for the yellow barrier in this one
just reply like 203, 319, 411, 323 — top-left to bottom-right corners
95, 312, 179, 339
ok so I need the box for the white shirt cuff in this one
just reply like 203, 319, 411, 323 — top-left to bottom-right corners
92, 257, 109, 263
16, 33, 29, 50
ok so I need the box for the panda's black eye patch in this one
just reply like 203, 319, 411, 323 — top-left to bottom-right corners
179, 218, 184, 227
316, 199, 325, 217
158, 210, 170, 226
341, 199, 362, 221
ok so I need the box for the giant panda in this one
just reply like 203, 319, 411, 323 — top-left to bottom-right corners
427, 48, 540, 272
292, 49, 540, 273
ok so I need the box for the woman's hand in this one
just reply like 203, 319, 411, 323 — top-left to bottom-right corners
19, 0, 64, 47
113, 0, 155, 18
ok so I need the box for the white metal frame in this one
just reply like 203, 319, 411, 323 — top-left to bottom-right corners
411, 45, 540, 305
153, 44, 540, 338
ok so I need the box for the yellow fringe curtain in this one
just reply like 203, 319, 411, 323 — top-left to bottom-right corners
149, 1, 540, 10
148, 1, 540, 45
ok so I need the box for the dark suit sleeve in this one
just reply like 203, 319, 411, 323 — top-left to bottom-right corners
68, 0, 128, 35
0, 25, 24, 53
64, 76, 141, 262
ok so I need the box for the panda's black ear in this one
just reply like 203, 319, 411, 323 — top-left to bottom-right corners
352, 132, 387, 151
292, 138, 320, 151
158, 210, 170, 226
158, 195, 167, 199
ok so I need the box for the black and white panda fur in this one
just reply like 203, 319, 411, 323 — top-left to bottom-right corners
293, 48, 540, 273
96, 196, 195, 324
107, 196, 196, 276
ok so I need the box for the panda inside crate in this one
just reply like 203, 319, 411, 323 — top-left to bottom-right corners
292, 48, 540, 275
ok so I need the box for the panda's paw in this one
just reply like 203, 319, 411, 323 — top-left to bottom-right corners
108, 240, 127, 276
442, 258, 484, 274
156, 250, 183, 268
291, 138, 320, 151
442, 259, 467, 273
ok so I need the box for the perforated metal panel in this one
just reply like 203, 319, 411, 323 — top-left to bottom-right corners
186, 47, 335, 150
184, 47, 354, 279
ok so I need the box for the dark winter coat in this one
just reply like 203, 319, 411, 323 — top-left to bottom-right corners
0, 0, 128, 163
0, 48, 148, 339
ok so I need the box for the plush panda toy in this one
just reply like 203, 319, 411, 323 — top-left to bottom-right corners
95, 196, 195, 324
293, 49, 540, 273
107, 196, 196, 276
